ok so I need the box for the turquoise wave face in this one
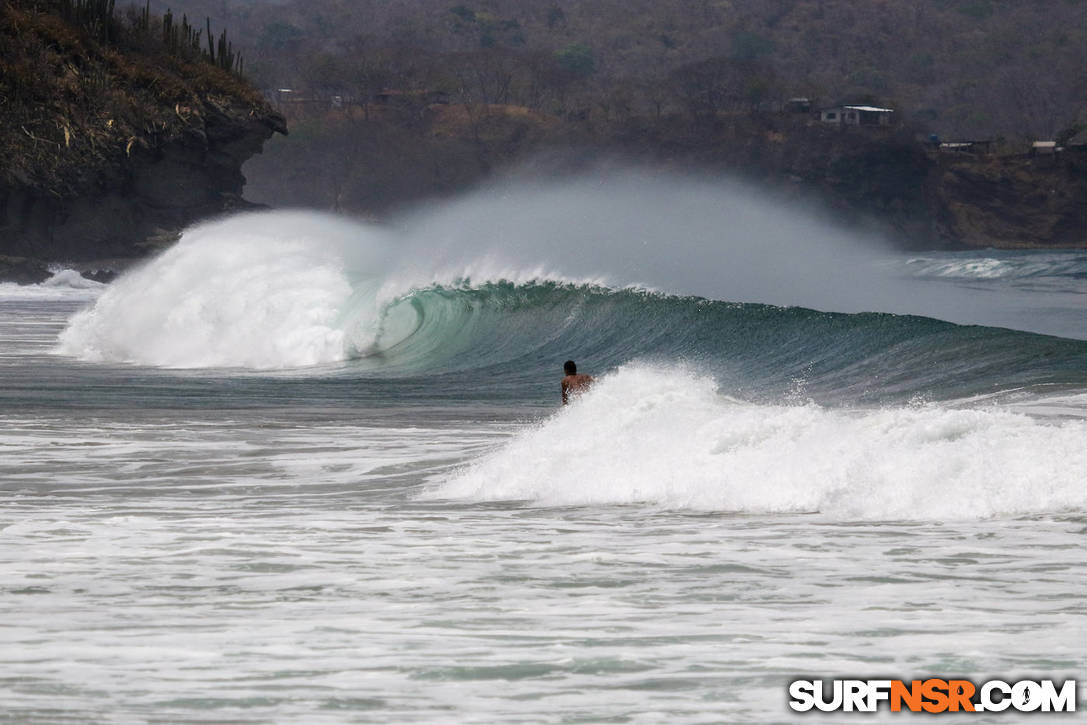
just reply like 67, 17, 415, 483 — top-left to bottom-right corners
355, 281, 1087, 405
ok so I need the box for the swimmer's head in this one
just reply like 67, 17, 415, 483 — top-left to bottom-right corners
564, 360, 577, 375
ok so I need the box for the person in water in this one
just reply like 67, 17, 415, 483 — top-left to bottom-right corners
561, 360, 594, 404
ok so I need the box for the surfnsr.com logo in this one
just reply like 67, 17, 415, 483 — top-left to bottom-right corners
789, 679, 1077, 713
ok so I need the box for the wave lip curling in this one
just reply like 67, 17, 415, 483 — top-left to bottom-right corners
54, 211, 383, 369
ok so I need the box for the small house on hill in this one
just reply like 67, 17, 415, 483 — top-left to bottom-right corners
1031, 141, 1058, 156
820, 105, 894, 126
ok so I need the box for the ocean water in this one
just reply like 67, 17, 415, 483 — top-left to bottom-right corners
3, 181, 1087, 723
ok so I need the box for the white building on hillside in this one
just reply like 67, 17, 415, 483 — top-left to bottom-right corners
820, 105, 894, 126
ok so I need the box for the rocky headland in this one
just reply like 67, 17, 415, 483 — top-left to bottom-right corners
0, 0, 285, 283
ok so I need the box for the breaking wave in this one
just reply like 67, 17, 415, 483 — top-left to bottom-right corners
903, 253, 1087, 280
45, 196, 1087, 521
424, 363, 1087, 519
51, 207, 1087, 406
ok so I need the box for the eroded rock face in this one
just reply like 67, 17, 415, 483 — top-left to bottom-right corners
934, 155, 1087, 249
0, 108, 285, 268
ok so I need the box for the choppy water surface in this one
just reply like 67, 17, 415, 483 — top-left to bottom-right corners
3, 202, 1087, 723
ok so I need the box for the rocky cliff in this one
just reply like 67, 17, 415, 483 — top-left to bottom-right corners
0, 1, 285, 281
932, 153, 1087, 249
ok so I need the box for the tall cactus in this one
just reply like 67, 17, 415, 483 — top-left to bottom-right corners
206, 17, 215, 63
60, 0, 245, 75
58, 0, 116, 43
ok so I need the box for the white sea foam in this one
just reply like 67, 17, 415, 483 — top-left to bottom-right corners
428, 363, 1087, 520
43, 269, 106, 289
906, 257, 1012, 279
904, 253, 1087, 280
54, 212, 388, 368
0, 269, 105, 301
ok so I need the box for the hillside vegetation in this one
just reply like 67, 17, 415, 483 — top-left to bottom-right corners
1, 0, 264, 195
151, 0, 1087, 140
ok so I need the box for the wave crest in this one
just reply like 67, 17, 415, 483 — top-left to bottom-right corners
426, 364, 1087, 520
905, 254, 1087, 280
55, 212, 374, 368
